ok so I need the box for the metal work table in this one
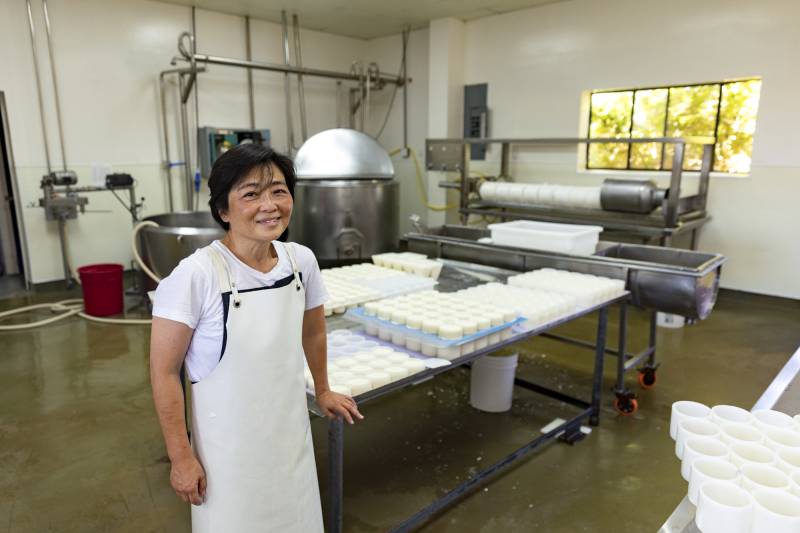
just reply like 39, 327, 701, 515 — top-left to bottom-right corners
311, 260, 629, 532
658, 344, 800, 532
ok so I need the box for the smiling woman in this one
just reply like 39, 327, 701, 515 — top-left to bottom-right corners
149, 143, 363, 532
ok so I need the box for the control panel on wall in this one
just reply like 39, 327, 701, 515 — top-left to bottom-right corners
198, 127, 271, 178
463, 83, 488, 160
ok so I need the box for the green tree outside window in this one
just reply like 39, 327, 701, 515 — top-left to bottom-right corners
587, 79, 761, 173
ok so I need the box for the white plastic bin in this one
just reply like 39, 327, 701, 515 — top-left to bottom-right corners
470, 352, 518, 413
488, 220, 603, 255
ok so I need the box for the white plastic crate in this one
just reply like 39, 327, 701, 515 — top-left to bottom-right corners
488, 220, 603, 255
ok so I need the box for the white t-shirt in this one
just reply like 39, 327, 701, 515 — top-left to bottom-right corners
152, 240, 329, 382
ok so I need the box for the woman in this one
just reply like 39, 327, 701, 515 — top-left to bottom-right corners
150, 143, 362, 532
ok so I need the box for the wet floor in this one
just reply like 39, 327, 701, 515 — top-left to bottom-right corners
1, 288, 799, 532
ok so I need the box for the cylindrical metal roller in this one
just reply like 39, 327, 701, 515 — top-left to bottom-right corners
600, 179, 667, 214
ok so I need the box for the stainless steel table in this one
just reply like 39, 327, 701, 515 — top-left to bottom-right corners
311, 260, 630, 533
658, 344, 800, 533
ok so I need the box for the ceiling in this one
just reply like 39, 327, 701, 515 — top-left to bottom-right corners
154, 0, 574, 39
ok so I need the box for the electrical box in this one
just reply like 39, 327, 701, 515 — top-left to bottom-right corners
198, 127, 270, 178
463, 83, 488, 160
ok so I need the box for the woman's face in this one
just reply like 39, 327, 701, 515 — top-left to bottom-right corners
220, 164, 293, 243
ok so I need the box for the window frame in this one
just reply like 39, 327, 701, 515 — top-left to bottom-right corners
585, 78, 760, 173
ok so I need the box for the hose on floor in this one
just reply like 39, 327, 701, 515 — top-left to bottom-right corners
0, 221, 163, 331
0, 298, 151, 331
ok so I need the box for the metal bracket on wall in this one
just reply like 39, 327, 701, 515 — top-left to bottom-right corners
426, 141, 465, 172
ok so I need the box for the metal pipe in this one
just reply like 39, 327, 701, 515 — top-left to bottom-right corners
245, 16, 255, 129
57, 217, 72, 287
157, 73, 175, 211
335, 81, 342, 128
191, 13, 200, 212
25, 0, 52, 173
41, 0, 66, 170
178, 74, 193, 211
178, 32, 197, 103
292, 14, 308, 143
281, 11, 296, 154
402, 28, 409, 154
182, 52, 407, 84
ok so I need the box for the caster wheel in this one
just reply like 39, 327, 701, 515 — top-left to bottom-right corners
638, 368, 657, 389
613, 395, 638, 416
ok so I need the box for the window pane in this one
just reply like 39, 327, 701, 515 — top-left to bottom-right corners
663, 84, 720, 170
630, 89, 668, 169
588, 91, 633, 169
715, 80, 761, 173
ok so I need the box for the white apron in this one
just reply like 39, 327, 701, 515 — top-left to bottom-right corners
190, 241, 324, 533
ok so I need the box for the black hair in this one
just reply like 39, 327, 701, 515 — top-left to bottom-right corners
207, 143, 297, 236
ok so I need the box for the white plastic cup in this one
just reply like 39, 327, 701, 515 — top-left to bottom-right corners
711, 404, 752, 425
793, 414, 800, 432
676, 418, 720, 459
696, 481, 752, 533
775, 447, 800, 475
688, 458, 739, 506
681, 437, 729, 481
750, 488, 800, 533
751, 409, 795, 432
739, 464, 791, 493
762, 427, 800, 454
730, 442, 776, 468
670, 401, 711, 440
719, 422, 764, 447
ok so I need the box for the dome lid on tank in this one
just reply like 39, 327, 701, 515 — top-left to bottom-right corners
294, 128, 394, 180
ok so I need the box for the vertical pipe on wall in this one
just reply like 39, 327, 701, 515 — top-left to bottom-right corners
245, 16, 255, 130
402, 27, 409, 155
25, 0, 52, 173
292, 14, 308, 143
41, 0, 67, 170
158, 74, 175, 212
191, 7, 200, 211
336, 81, 342, 128
178, 74, 193, 211
281, 11, 296, 155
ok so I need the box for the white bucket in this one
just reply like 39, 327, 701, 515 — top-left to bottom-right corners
470, 352, 518, 413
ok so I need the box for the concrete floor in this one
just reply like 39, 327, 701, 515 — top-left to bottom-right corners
1, 287, 799, 532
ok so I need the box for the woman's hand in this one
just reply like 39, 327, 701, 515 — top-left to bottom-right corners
316, 390, 364, 424
170, 452, 207, 505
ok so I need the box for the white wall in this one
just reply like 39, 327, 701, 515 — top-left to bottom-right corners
0, 0, 368, 283
460, 0, 800, 299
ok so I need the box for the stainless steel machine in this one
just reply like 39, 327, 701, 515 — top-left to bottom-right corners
291, 128, 399, 266
137, 211, 224, 283
427, 136, 714, 247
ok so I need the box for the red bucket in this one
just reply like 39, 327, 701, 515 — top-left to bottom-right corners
77, 263, 124, 317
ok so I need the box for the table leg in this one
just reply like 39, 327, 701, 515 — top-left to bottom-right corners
590, 307, 609, 426
328, 417, 344, 533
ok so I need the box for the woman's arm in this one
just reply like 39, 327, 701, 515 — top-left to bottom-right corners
302, 305, 364, 424
150, 316, 206, 505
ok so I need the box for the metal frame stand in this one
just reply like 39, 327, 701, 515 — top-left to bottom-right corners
540, 302, 659, 415
324, 306, 611, 533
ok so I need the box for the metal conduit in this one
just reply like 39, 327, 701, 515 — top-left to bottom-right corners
41, 0, 67, 170
25, 0, 52, 173
292, 14, 308, 143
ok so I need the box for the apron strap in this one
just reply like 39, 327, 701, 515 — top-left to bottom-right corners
279, 241, 303, 292
207, 246, 242, 308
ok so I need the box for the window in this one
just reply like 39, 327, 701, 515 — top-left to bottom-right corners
586, 79, 761, 174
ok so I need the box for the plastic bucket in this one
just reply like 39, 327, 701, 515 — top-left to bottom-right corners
470, 352, 518, 412
77, 263, 124, 317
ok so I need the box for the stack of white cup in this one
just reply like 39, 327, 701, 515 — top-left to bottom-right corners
670, 400, 800, 533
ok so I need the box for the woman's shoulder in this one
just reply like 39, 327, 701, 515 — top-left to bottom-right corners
283, 241, 318, 265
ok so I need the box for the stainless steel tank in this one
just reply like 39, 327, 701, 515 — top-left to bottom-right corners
290, 128, 399, 266
139, 211, 224, 280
